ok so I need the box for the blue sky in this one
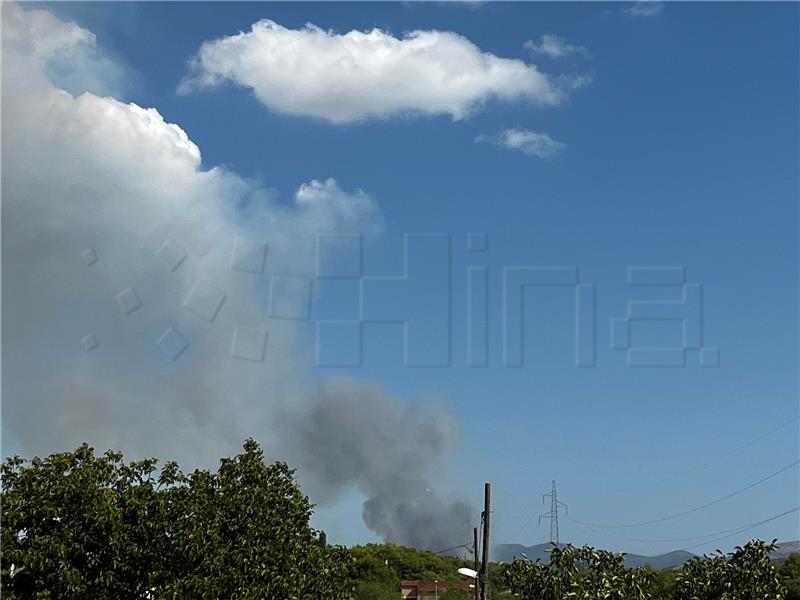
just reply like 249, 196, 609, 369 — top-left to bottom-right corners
4, 1, 799, 556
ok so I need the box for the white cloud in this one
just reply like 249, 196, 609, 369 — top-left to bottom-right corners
524, 34, 589, 60
178, 19, 568, 123
475, 128, 566, 158
624, 2, 664, 17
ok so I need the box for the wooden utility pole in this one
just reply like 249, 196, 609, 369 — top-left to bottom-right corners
473, 526, 479, 600
480, 482, 491, 600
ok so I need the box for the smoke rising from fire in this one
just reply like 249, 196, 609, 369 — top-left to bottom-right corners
1, 3, 471, 551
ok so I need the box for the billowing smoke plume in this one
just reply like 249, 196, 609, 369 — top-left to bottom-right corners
283, 378, 472, 550
1, 3, 471, 551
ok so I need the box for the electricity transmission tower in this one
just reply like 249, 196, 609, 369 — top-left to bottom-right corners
539, 480, 568, 545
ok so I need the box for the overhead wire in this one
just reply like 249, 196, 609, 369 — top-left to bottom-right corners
501, 416, 799, 551
571, 459, 799, 529
681, 507, 799, 552
566, 506, 800, 545
504, 487, 549, 544
618, 415, 800, 492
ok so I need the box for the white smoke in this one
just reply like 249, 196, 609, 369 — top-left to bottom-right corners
1, 3, 471, 551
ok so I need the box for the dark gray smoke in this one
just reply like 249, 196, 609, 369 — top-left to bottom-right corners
283, 378, 472, 550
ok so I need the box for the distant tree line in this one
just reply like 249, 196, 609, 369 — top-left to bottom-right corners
1, 442, 797, 599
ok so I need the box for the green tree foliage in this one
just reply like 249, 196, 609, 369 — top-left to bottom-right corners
347, 546, 399, 600
350, 580, 398, 600
2, 441, 792, 600
439, 589, 472, 600
672, 540, 786, 600
1, 440, 351, 600
348, 543, 472, 583
503, 543, 655, 600
779, 554, 800, 600
502, 540, 789, 600
347, 543, 479, 599
649, 566, 679, 598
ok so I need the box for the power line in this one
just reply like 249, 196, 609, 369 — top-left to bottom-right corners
572, 459, 799, 529
619, 415, 800, 492
523, 521, 544, 544
434, 543, 472, 555
512, 510, 538, 543
681, 506, 800, 552
506, 418, 798, 548
505, 486, 549, 543
566, 506, 800, 545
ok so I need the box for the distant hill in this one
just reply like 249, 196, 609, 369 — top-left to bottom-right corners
771, 540, 799, 560
625, 550, 696, 569
493, 542, 694, 569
